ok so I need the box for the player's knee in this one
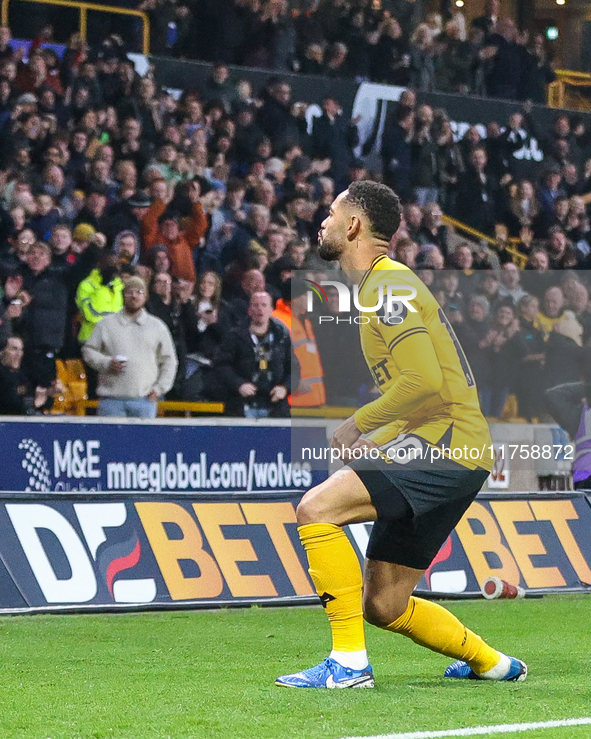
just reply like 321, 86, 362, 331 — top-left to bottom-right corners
363, 594, 408, 628
296, 490, 326, 524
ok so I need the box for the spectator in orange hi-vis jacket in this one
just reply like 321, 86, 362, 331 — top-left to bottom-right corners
273, 278, 326, 407
142, 180, 207, 283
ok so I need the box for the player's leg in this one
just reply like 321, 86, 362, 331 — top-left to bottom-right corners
362, 559, 525, 680
362, 490, 527, 683
276, 466, 389, 689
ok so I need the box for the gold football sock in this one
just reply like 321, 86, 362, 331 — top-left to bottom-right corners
385, 596, 501, 674
299, 523, 366, 653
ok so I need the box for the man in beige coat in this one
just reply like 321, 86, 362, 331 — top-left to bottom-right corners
82, 276, 177, 417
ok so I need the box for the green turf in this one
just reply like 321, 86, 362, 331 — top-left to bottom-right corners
0, 595, 589, 739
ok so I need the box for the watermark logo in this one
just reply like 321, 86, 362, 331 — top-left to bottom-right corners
304, 280, 329, 305
305, 280, 417, 325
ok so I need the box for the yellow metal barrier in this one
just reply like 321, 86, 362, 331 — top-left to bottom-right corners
291, 406, 356, 419
441, 214, 528, 269
77, 400, 225, 416
1, 0, 150, 54
547, 69, 591, 111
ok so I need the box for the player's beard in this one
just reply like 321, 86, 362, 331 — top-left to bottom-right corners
318, 231, 343, 261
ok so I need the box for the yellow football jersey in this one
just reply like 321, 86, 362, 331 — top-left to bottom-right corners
353, 255, 493, 472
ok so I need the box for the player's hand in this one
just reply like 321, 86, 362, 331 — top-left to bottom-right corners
331, 415, 362, 451
348, 438, 377, 455
351, 438, 377, 450
341, 437, 378, 463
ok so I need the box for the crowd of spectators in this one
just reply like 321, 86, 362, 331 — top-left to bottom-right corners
8, 0, 559, 102
0, 22, 591, 420
135, 0, 557, 103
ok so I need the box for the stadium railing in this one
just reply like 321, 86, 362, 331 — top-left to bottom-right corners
291, 406, 355, 419
0, 0, 150, 54
441, 214, 528, 269
548, 70, 591, 111
77, 399, 225, 416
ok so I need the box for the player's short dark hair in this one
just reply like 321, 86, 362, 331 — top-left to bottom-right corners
343, 180, 401, 241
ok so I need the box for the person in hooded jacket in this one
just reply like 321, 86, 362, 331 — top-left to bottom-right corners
75, 252, 125, 398
75, 253, 125, 344
112, 229, 141, 269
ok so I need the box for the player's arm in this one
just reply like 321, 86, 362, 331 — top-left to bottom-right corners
353, 330, 443, 434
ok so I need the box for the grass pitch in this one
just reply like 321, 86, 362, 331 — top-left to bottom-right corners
1, 595, 590, 739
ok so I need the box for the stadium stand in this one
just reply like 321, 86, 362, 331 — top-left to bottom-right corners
1, 0, 564, 102
0, 9, 591, 422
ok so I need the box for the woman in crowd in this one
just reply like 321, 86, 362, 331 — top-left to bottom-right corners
146, 271, 198, 398
195, 271, 222, 325
187, 271, 227, 357
181, 271, 227, 400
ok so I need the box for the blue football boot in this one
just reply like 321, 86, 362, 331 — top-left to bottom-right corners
276, 657, 374, 688
444, 656, 527, 682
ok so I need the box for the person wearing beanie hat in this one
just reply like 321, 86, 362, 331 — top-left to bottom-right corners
72, 222, 96, 244
127, 192, 151, 209
122, 274, 147, 293
16, 92, 38, 107
543, 310, 584, 395
266, 157, 286, 181
82, 274, 177, 417
552, 309, 583, 346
